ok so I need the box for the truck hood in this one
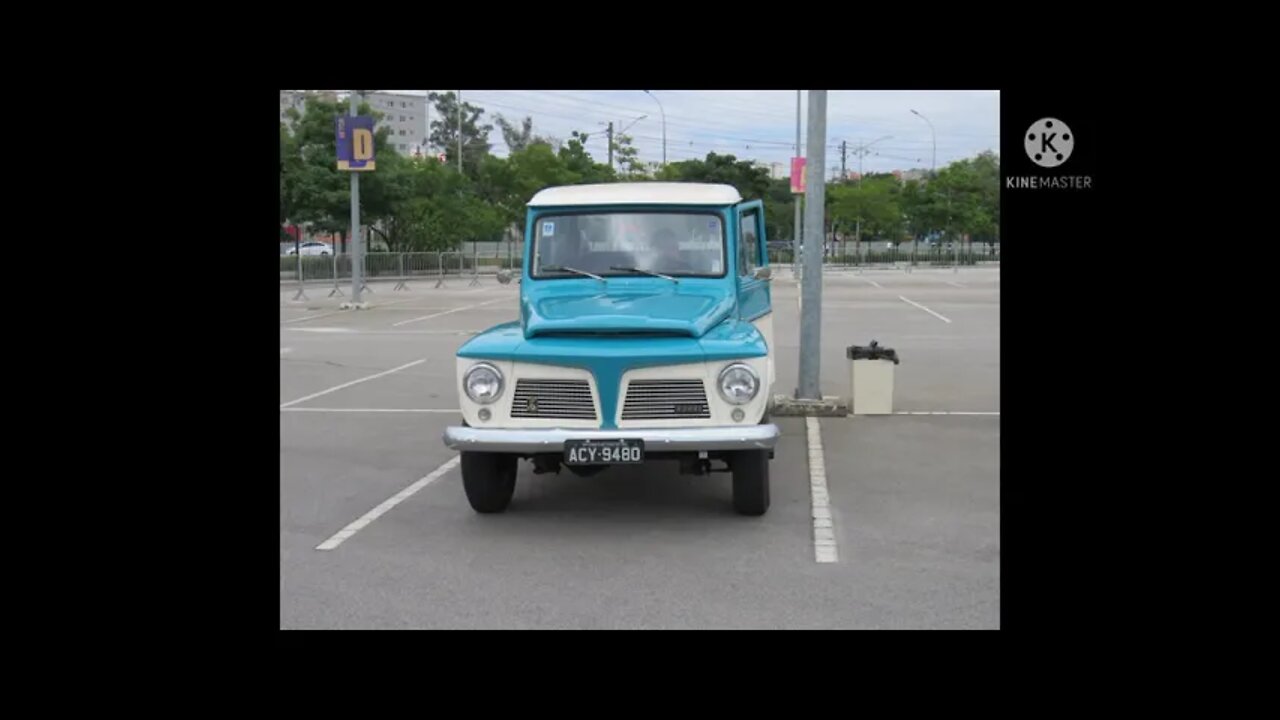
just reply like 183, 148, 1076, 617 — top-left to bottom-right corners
522, 282, 736, 339
456, 316, 768, 430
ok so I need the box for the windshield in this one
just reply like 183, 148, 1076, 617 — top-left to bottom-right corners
531, 211, 725, 279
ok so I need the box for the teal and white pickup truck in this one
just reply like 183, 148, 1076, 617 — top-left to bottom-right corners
444, 182, 779, 515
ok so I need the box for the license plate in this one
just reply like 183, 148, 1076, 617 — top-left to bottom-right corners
563, 438, 644, 466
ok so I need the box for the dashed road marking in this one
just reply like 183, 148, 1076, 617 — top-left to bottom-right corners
316, 456, 461, 551
898, 295, 952, 323
806, 417, 838, 563
392, 297, 509, 327
279, 359, 426, 409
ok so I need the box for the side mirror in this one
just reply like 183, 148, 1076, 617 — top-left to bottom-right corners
497, 269, 513, 285
752, 266, 773, 281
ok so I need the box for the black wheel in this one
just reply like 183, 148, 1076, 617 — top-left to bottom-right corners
461, 452, 517, 513
730, 449, 770, 516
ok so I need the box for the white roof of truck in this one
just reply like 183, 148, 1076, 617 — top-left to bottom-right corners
527, 182, 743, 207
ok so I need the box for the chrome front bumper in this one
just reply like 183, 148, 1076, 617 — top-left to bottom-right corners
442, 424, 781, 453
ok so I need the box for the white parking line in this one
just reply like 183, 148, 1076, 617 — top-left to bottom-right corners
280, 347, 292, 355
279, 358, 426, 409
281, 406, 998, 415
316, 456, 461, 551
377, 306, 453, 311
282, 407, 459, 413
862, 278, 883, 288
392, 297, 509, 327
282, 309, 348, 325
894, 411, 999, 416
898, 295, 952, 323
378, 297, 426, 307
806, 417, 838, 563
280, 296, 422, 325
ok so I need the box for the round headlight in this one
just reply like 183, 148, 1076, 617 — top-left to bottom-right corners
464, 363, 504, 404
718, 363, 759, 405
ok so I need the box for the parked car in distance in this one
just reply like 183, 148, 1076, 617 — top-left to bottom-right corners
288, 241, 331, 256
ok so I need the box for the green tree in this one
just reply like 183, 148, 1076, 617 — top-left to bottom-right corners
361, 151, 417, 252
428, 92, 494, 176
280, 95, 415, 251
280, 122, 302, 231
611, 133, 646, 178
281, 91, 999, 264
472, 144, 583, 233
475, 154, 523, 229
763, 177, 796, 243
495, 114, 555, 154
657, 152, 771, 201
495, 115, 534, 153
380, 158, 506, 252
558, 131, 616, 183
829, 175, 904, 244
894, 153, 1000, 252
920, 153, 999, 251
901, 178, 943, 244
953, 151, 999, 247
282, 97, 397, 249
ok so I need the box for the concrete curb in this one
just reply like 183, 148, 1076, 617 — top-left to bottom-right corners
770, 394, 850, 417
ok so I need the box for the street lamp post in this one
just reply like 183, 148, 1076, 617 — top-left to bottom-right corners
854, 135, 893, 184
351, 89, 364, 303
909, 109, 936, 173
643, 90, 666, 166
910, 109, 937, 274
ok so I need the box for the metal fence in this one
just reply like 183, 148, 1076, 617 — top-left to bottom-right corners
280, 249, 525, 285
767, 242, 1000, 269
282, 243, 1000, 284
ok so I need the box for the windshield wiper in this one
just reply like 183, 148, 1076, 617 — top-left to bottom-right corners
609, 266, 679, 283
540, 265, 606, 282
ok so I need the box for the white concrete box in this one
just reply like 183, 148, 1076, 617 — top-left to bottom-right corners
847, 342, 899, 415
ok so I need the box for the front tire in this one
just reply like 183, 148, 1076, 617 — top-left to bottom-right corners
461, 452, 517, 513
730, 449, 770, 516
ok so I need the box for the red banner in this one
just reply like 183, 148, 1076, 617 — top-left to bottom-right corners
790, 157, 806, 193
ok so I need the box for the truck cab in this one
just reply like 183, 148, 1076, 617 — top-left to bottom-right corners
443, 182, 779, 515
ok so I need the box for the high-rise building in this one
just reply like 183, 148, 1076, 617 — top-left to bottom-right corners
280, 90, 430, 156
364, 91, 430, 156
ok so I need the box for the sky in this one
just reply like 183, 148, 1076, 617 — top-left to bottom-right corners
380, 90, 1000, 177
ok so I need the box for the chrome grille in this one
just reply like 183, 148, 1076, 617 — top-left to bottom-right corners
510, 379, 596, 419
621, 379, 711, 420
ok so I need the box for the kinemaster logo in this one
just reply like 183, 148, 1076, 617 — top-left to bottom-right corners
1007, 117, 1092, 190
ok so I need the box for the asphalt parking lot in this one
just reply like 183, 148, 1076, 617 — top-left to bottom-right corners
280, 266, 1000, 629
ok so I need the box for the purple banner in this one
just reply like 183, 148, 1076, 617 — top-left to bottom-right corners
336, 115, 376, 171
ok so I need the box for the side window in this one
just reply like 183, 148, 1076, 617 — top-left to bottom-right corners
739, 209, 759, 276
